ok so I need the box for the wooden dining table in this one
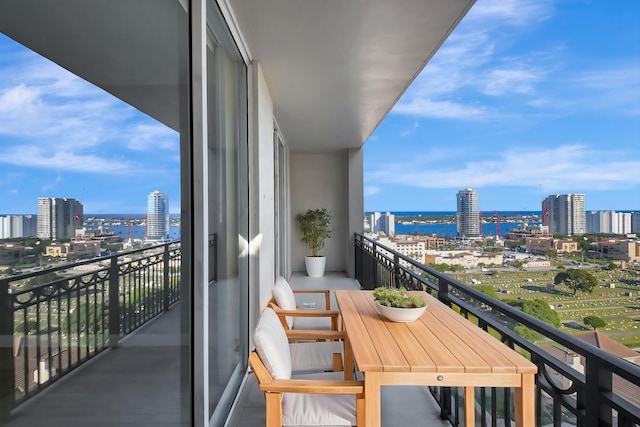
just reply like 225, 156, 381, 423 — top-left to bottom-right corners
335, 290, 537, 427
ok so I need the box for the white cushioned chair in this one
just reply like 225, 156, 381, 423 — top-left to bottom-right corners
270, 276, 339, 331
255, 308, 344, 374
251, 308, 363, 426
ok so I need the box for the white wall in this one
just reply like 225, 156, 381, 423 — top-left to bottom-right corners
290, 152, 348, 273
253, 63, 276, 310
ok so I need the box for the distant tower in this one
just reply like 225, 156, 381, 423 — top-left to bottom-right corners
146, 191, 169, 241
542, 194, 586, 236
368, 212, 395, 235
37, 197, 83, 240
456, 189, 480, 238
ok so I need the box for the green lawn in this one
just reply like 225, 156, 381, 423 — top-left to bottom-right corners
450, 268, 640, 348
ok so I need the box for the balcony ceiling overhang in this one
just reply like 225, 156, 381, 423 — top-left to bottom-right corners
0, 0, 475, 153
229, 0, 475, 152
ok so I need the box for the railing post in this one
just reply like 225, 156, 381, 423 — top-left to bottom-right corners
163, 244, 170, 311
438, 276, 451, 307
583, 358, 612, 427
108, 255, 121, 348
0, 279, 15, 422
372, 241, 378, 287
393, 254, 400, 289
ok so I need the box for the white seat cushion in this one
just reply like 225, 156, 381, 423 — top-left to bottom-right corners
253, 308, 292, 379
282, 372, 356, 426
273, 276, 297, 329
289, 341, 343, 373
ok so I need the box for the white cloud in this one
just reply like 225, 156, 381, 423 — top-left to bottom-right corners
364, 186, 381, 197
481, 67, 539, 96
0, 44, 177, 175
127, 123, 179, 151
1, 145, 132, 174
464, 0, 553, 26
391, 0, 556, 120
394, 98, 486, 119
366, 144, 640, 192
399, 121, 420, 137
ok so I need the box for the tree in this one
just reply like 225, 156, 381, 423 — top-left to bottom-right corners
474, 285, 499, 299
554, 269, 598, 295
584, 315, 606, 330
506, 298, 561, 328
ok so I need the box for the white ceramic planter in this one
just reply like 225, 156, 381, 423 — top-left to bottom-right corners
304, 256, 326, 277
375, 302, 427, 323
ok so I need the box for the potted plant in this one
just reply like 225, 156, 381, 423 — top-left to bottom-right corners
372, 287, 427, 322
296, 208, 332, 277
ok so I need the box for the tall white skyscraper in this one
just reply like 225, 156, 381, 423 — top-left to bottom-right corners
587, 211, 632, 235
37, 198, 83, 240
369, 212, 395, 235
542, 194, 586, 236
1, 215, 37, 238
456, 188, 480, 238
147, 191, 170, 241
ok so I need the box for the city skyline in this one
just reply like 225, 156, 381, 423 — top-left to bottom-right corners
1, 1, 640, 214
364, 0, 640, 212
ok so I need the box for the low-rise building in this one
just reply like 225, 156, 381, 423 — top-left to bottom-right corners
0, 243, 26, 266
597, 239, 640, 262
526, 237, 578, 255
45, 241, 101, 260
506, 224, 549, 240
376, 235, 445, 262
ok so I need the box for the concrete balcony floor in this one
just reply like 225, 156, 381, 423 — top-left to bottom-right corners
5, 272, 449, 427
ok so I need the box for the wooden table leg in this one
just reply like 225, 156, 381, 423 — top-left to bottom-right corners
515, 373, 535, 427
464, 387, 475, 427
364, 372, 381, 427
344, 333, 354, 381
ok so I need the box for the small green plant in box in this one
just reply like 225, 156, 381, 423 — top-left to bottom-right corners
373, 287, 426, 308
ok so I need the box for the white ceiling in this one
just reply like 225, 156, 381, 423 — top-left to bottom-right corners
228, 0, 475, 152
0, 0, 475, 153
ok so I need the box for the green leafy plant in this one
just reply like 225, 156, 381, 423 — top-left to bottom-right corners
296, 208, 332, 257
373, 287, 426, 308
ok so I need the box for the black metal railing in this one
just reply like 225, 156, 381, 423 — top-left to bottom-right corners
0, 242, 181, 420
354, 233, 640, 427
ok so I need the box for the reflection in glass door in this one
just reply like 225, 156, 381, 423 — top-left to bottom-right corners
205, 7, 248, 424
274, 127, 289, 278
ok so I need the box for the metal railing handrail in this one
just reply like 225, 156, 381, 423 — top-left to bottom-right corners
354, 233, 640, 427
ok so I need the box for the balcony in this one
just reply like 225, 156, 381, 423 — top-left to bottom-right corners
1, 243, 182, 426
2, 237, 640, 426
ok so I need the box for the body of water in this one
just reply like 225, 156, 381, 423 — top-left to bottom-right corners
394, 222, 535, 237
98, 225, 181, 240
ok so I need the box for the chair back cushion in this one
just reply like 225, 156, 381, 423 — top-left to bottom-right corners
253, 308, 292, 379
272, 276, 296, 328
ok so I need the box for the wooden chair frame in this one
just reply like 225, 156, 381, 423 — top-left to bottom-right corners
250, 351, 364, 427
268, 288, 341, 331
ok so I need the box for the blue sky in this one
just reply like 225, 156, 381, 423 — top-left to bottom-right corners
0, 33, 180, 215
1, 1, 639, 215
365, 0, 640, 212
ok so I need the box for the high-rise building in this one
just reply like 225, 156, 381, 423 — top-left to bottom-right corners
456, 188, 480, 238
369, 212, 395, 235
0, 215, 38, 238
147, 191, 170, 241
542, 194, 586, 236
37, 198, 83, 240
587, 211, 632, 235
633, 213, 640, 234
